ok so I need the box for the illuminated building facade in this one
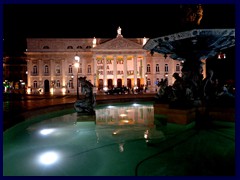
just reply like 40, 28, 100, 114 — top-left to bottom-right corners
25, 28, 185, 94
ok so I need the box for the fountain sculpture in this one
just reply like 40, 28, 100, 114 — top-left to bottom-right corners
74, 76, 96, 114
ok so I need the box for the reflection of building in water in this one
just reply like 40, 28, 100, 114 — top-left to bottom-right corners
94, 103, 165, 150
25, 27, 183, 95
95, 104, 165, 152
95, 103, 154, 126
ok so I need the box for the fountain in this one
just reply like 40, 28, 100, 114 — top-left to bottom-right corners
143, 29, 235, 125
74, 76, 96, 114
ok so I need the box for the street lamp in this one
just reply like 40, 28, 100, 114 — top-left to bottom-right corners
94, 73, 96, 86
145, 73, 148, 92
74, 55, 80, 100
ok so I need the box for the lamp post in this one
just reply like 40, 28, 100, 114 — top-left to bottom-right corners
145, 73, 148, 92
94, 73, 96, 86
74, 55, 80, 100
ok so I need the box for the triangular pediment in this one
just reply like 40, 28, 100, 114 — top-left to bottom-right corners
92, 36, 144, 51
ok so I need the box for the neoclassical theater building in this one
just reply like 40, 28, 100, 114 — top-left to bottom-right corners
25, 27, 186, 95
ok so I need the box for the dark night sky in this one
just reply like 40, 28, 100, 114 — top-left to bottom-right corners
3, 4, 235, 55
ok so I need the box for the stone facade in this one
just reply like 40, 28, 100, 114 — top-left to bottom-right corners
25, 29, 183, 95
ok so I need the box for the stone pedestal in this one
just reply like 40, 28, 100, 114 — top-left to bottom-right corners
209, 107, 235, 122
154, 103, 195, 124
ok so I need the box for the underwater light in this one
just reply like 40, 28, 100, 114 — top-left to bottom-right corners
39, 151, 59, 165
40, 128, 55, 136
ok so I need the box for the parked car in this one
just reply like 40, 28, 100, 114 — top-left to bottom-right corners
105, 87, 128, 95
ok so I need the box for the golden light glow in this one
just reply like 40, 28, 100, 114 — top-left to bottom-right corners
50, 88, 54, 94
74, 62, 79, 68
62, 87, 66, 95
119, 114, 127, 117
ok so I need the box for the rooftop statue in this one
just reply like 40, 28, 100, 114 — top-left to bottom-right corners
117, 26, 121, 35
117, 26, 123, 37
74, 77, 96, 114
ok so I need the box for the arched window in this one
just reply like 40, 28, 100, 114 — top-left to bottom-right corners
33, 81, 38, 88
176, 64, 180, 72
69, 79, 73, 88
156, 64, 160, 73
87, 65, 91, 74
67, 46, 73, 49
56, 64, 61, 74
44, 65, 49, 74
147, 64, 151, 73
165, 64, 168, 72
147, 78, 151, 85
33, 65, 38, 74
43, 46, 49, 49
56, 80, 60, 88
69, 65, 73, 74
77, 46, 82, 49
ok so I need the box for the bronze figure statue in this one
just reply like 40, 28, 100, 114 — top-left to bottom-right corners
74, 77, 96, 114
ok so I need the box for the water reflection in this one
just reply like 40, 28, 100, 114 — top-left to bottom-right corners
93, 103, 165, 144
26, 103, 165, 143
95, 103, 154, 126
4, 102, 166, 175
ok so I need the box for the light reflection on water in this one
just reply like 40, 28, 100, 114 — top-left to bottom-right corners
4, 102, 166, 176
25, 103, 164, 143
95, 103, 154, 126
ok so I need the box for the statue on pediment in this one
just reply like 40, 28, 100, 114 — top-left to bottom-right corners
117, 26, 123, 37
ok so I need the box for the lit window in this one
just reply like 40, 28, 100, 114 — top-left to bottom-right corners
165, 64, 168, 72
56, 65, 61, 74
87, 65, 91, 74
69, 65, 73, 74
44, 65, 49, 74
56, 80, 60, 88
33, 65, 38, 74
33, 81, 38, 88
147, 64, 151, 73
69, 79, 73, 88
176, 64, 180, 71
147, 79, 151, 85
156, 64, 160, 73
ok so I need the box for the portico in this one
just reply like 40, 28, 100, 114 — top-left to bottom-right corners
25, 27, 181, 95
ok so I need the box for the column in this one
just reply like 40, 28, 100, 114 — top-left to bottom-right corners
123, 55, 127, 87
143, 55, 147, 85
113, 55, 117, 86
61, 59, 66, 87
27, 60, 31, 88
39, 59, 42, 77
50, 59, 54, 81
39, 60, 43, 89
93, 55, 97, 86
133, 55, 137, 87
50, 60, 54, 93
103, 55, 107, 87
80, 55, 84, 76
60, 59, 68, 94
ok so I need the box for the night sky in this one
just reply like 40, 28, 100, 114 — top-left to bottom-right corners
3, 4, 235, 56
3, 3, 236, 81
